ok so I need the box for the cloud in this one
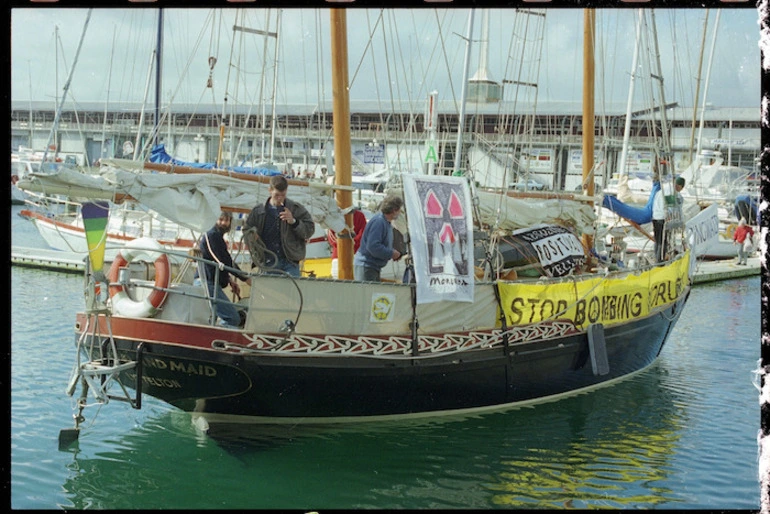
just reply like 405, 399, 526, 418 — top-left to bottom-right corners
11, 7, 761, 109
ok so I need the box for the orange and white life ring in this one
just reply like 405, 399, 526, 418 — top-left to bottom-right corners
107, 238, 170, 318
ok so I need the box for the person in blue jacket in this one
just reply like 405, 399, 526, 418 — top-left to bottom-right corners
354, 194, 403, 282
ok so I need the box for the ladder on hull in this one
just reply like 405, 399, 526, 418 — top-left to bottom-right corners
59, 277, 145, 450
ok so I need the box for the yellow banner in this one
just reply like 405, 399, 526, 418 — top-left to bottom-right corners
498, 251, 690, 329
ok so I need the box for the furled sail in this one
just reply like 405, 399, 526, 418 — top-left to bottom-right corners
17, 160, 347, 234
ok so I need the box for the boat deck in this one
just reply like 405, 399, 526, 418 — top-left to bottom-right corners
11, 245, 762, 283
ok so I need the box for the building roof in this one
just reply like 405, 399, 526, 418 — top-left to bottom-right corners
11, 99, 760, 122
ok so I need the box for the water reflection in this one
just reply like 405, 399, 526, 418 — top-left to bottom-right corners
58, 409, 219, 510
484, 369, 684, 508
37, 275, 760, 509
56, 363, 688, 509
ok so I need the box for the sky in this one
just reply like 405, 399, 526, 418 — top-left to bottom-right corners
9, 7, 761, 112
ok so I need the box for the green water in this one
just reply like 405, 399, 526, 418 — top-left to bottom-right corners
10, 207, 761, 508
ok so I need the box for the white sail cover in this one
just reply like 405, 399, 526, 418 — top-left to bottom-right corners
474, 190, 597, 235
17, 160, 347, 234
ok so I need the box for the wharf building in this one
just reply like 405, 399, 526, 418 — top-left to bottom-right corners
10, 99, 759, 192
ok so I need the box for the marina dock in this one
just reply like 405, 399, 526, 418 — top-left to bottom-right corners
11, 245, 761, 284
689, 255, 762, 284
12, 246, 87, 274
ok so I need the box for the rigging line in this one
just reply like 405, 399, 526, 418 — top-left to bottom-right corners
378, 10, 397, 134
314, 10, 327, 137
433, 9, 460, 120
649, 10, 673, 158
348, 9, 382, 90
666, 12, 688, 156
393, 11, 414, 119
66, 99, 91, 167
399, 13, 429, 162
99, 29, 117, 163
213, 8, 223, 64
364, 10, 388, 135
298, 10, 309, 106
144, 11, 213, 153
387, 9, 410, 133
230, 26, 254, 167
381, 13, 412, 171
498, 13, 521, 140
230, 11, 248, 163
515, 10, 543, 188
255, 9, 271, 163
215, 10, 239, 169
423, 10, 450, 97
406, 10, 432, 105
271, 9, 283, 166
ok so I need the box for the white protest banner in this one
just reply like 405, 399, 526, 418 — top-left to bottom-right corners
402, 174, 474, 304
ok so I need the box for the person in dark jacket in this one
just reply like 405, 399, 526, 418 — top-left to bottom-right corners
244, 174, 315, 277
195, 211, 250, 328
353, 194, 403, 282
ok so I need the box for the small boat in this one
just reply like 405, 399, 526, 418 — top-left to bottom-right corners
11, 148, 48, 205
15, 9, 693, 446
18, 203, 200, 264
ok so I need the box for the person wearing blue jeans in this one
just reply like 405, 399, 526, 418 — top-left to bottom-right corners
195, 211, 250, 328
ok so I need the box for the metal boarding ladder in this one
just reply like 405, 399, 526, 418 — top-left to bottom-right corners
60, 273, 145, 449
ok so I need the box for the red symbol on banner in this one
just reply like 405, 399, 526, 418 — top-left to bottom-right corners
448, 191, 464, 218
425, 189, 443, 217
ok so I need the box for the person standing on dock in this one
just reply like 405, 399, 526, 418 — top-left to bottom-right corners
732, 218, 755, 265
244, 174, 315, 277
195, 211, 251, 328
354, 195, 403, 282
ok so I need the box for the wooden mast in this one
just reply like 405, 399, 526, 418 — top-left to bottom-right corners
330, 9, 354, 280
582, 9, 595, 257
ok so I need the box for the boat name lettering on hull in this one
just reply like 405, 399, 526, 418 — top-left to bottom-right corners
142, 357, 218, 377
124, 372, 182, 389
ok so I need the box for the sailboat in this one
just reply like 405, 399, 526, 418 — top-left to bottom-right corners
17, 10, 273, 267
17, 9, 692, 445
599, 9, 755, 262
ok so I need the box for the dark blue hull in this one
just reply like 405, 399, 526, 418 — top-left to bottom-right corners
79, 291, 687, 422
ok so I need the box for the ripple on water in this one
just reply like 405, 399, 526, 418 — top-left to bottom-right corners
10, 265, 761, 509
